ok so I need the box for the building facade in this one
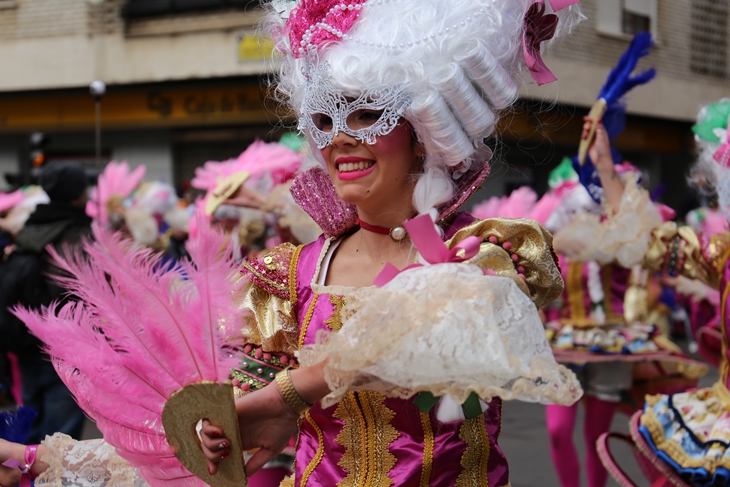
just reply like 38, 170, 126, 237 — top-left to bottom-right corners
0, 0, 728, 212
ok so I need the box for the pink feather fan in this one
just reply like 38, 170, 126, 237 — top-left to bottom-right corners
14, 213, 243, 486
0, 190, 25, 213
86, 161, 146, 224
192, 140, 302, 195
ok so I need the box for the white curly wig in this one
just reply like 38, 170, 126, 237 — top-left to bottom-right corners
264, 0, 583, 217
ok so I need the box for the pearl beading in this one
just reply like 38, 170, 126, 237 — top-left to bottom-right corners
296, 0, 495, 55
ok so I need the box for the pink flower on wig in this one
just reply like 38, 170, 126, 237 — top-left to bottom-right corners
287, 0, 367, 58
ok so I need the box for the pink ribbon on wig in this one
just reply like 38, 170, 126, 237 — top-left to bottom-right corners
523, 0, 581, 86
374, 214, 483, 287
713, 118, 730, 167
523, 2, 559, 86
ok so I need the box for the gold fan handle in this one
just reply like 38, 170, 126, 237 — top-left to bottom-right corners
163, 382, 247, 487
578, 99, 608, 166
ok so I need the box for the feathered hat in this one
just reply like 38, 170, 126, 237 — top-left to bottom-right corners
268, 0, 582, 234
86, 161, 146, 224
691, 99, 730, 217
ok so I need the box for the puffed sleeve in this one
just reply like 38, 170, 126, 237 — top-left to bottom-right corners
552, 173, 663, 267
643, 222, 730, 290
299, 218, 581, 409
447, 217, 564, 308
237, 243, 301, 354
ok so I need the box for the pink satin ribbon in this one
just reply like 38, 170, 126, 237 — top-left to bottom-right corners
713, 118, 730, 167
523, 0, 581, 86
2, 445, 38, 487
374, 214, 482, 287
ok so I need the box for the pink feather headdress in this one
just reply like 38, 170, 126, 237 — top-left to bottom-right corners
14, 214, 243, 486
0, 190, 25, 213
86, 161, 146, 224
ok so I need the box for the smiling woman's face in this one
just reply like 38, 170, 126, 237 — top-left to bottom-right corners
319, 121, 422, 212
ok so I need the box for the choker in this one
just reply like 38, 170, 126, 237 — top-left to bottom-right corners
356, 218, 408, 242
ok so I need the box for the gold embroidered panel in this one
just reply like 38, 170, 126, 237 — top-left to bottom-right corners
334, 391, 399, 487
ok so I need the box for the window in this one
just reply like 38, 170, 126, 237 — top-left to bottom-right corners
123, 0, 259, 18
597, 0, 657, 37
690, 0, 728, 78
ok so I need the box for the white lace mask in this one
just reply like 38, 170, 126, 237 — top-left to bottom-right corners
298, 63, 415, 149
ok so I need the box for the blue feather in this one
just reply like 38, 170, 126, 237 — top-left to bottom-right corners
0, 407, 38, 444
574, 32, 656, 203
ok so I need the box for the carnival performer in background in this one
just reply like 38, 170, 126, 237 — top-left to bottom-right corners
542, 32, 707, 487
1, 1, 584, 486
595, 99, 730, 487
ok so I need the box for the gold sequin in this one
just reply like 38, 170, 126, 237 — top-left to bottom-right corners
299, 411, 325, 487
334, 392, 399, 487
566, 262, 586, 323
298, 295, 320, 351
419, 412, 434, 487
455, 417, 490, 487
325, 295, 346, 332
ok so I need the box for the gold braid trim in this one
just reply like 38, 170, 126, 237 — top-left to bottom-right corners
334, 393, 367, 487
334, 392, 399, 487
299, 411, 325, 487
567, 262, 587, 322
640, 398, 730, 473
601, 265, 620, 323
455, 417, 490, 487
359, 391, 398, 487
298, 295, 320, 351
325, 295, 347, 332
419, 412, 434, 487
289, 245, 304, 307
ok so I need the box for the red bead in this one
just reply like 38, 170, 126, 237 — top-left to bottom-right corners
280, 355, 289, 365
517, 266, 525, 273
511, 254, 519, 262
231, 378, 240, 386
241, 383, 251, 391
502, 241, 513, 250
244, 344, 252, 353
254, 348, 263, 358
488, 236, 498, 244
263, 353, 272, 361
518, 273, 526, 280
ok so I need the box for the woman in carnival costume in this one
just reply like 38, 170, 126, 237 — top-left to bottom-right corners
594, 99, 730, 487
0, 0, 585, 486
541, 32, 707, 487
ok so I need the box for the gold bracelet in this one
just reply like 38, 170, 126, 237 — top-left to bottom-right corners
274, 368, 312, 416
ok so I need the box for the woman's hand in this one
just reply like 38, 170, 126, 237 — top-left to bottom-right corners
223, 185, 267, 210
200, 382, 299, 477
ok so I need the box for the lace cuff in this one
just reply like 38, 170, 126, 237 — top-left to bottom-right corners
553, 173, 663, 267
298, 264, 582, 409
36, 434, 147, 487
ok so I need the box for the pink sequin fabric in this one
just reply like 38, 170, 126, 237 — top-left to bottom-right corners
290, 162, 491, 239
289, 166, 359, 238
287, 0, 368, 58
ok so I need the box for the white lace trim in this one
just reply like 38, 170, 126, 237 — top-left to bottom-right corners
310, 237, 361, 296
552, 173, 663, 267
36, 434, 147, 487
299, 263, 582, 409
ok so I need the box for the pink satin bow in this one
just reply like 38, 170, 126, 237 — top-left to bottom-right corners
523, 0, 581, 86
374, 214, 483, 287
713, 118, 730, 167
